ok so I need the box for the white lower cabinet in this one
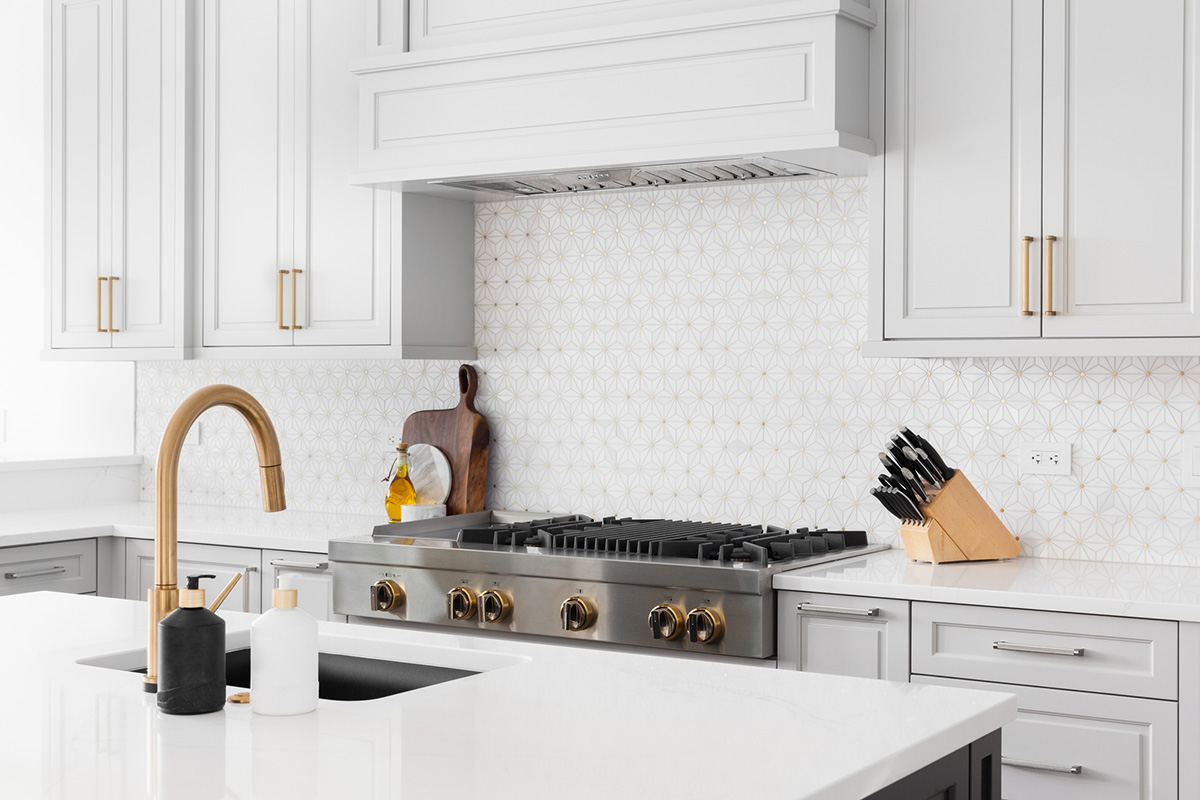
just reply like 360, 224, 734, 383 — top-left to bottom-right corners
0, 539, 98, 596
124, 539, 261, 613
916, 676, 1177, 800
777, 593, 1190, 796
776, 591, 909, 681
262, 549, 344, 622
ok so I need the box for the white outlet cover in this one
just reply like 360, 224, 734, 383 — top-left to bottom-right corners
379, 426, 406, 448
1182, 435, 1200, 487
1022, 441, 1071, 476
184, 423, 201, 447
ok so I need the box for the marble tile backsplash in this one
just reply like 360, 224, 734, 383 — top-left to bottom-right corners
137, 176, 1200, 564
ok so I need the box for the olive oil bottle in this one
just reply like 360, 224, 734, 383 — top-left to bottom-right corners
385, 443, 416, 522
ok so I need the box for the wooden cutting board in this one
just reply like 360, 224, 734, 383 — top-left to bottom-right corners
401, 365, 490, 516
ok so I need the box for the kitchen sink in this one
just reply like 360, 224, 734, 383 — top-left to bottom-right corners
80, 644, 479, 701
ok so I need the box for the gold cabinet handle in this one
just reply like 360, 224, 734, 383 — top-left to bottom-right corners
1020, 236, 1034, 316
97, 276, 108, 332
277, 269, 290, 330
1044, 235, 1058, 316
290, 269, 302, 330
108, 276, 119, 333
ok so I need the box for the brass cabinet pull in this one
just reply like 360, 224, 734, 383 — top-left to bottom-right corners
277, 269, 290, 330
290, 269, 302, 330
97, 276, 108, 332
108, 276, 119, 333
1020, 236, 1034, 316
1044, 235, 1058, 316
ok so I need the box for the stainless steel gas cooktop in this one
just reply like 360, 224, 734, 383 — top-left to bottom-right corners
329, 512, 888, 659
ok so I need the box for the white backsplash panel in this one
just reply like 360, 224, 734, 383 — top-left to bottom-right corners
137, 176, 1200, 565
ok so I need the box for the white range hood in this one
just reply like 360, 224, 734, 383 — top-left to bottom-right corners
351, 0, 878, 199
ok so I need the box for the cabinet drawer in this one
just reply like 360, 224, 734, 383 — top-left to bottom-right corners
0, 539, 98, 596
912, 602, 1177, 700
915, 676, 1177, 800
777, 591, 910, 681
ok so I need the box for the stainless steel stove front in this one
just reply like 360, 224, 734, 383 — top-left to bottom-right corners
331, 559, 775, 658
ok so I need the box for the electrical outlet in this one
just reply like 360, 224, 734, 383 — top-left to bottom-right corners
378, 426, 405, 448
184, 423, 201, 447
1181, 435, 1200, 487
1022, 441, 1071, 476
0, 409, 5, 443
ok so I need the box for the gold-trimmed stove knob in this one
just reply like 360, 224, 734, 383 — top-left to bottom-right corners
370, 579, 403, 612
686, 607, 724, 644
480, 589, 512, 623
446, 587, 478, 621
560, 596, 597, 632
648, 604, 685, 640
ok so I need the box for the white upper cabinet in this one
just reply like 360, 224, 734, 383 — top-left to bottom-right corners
197, 0, 472, 358
872, 0, 1200, 355
198, 0, 293, 348
48, 0, 187, 357
47, 0, 476, 361
1042, 0, 1200, 339
882, 0, 1042, 340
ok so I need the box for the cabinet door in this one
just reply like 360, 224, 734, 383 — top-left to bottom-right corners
199, 0, 294, 347
110, 0, 181, 349
916, 676, 1178, 800
48, 0, 114, 349
125, 539, 262, 613
777, 591, 910, 681
290, 0, 391, 347
882, 0, 1043, 339
1042, 0, 1200, 337
262, 549, 344, 622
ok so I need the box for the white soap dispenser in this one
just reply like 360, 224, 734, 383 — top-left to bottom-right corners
250, 584, 318, 715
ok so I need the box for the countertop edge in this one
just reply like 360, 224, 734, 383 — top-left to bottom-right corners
773, 552, 1200, 623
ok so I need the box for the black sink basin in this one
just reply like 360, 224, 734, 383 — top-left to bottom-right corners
134, 648, 477, 701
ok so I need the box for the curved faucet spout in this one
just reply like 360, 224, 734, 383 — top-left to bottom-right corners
146, 384, 286, 691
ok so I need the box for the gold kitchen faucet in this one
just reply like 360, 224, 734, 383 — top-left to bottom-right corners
145, 385, 286, 691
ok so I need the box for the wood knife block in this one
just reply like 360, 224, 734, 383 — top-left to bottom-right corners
898, 470, 1021, 564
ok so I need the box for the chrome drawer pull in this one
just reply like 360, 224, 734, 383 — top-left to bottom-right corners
5, 566, 67, 580
268, 559, 328, 572
1002, 757, 1082, 775
993, 640, 1084, 657
798, 603, 879, 617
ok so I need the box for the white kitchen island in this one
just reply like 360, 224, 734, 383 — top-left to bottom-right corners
2, 592, 1014, 800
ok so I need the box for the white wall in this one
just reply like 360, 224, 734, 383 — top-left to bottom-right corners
0, 0, 134, 458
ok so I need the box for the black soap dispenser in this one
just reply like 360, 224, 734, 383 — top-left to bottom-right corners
158, 574, 226, 715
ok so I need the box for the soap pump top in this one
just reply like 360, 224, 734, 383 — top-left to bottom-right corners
180, 573, 215, 609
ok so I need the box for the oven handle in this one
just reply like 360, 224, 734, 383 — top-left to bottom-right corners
797, 603, 879, 617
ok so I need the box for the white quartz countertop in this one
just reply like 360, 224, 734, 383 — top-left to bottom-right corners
0, 501, 381, 553
3, 592, 1015, 800
774, 549, 1200, 622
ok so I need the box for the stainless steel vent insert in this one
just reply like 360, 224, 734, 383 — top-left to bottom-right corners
432, 157, 832, 196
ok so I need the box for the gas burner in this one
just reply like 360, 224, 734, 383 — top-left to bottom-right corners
453, 515, 868, 568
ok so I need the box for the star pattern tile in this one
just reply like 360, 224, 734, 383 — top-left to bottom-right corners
137, 177, 1200, 565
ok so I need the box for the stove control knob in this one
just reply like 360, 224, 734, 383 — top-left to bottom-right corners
479, 589, 512, 623
560, 597, 597, 632
370, 579, 403, 612
686, 607, 725, 645
647, 604, 685, 640
446, 587, 478, 621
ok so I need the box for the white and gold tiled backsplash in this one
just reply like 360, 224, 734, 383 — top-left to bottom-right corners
137, 176, 1200, 565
